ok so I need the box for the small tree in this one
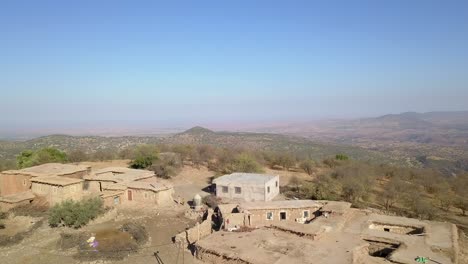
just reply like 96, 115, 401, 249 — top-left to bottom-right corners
68, 150, 88, 162
335, 154, 349, 161
299, 160, 316, 176
229, 153, 263, 173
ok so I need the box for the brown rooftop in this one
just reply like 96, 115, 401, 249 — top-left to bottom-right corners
125, 180, 173, 192
84, 167, 155, 183
0, 191, 35, 203
31, 176, 84, 186
2, 163, 90, 177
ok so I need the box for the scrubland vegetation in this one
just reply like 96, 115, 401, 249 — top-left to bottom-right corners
48, 197, 104, 228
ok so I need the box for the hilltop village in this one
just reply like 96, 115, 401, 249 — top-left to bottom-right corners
0, 162, 464, 264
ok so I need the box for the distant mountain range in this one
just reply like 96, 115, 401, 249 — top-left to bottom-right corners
0, 111, 467, 174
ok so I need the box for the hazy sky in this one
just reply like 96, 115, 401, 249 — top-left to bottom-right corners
1, 0, 468, 127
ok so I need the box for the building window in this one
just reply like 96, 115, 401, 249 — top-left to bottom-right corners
222, 186, 228, 193
235, 187, 242, 194
267, 186, 270, 193
276, 181, 278, 187
23, 179, 27, 186
303, 210, 309, 218
266, 212, 273, 220
280, 212, 287, 221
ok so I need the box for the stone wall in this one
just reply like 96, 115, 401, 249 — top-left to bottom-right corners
174, 213, 213, 245
247, 206, 320, 227
0, 174, 32, 196
123, 188, 174, 206
31, 182, 84, 205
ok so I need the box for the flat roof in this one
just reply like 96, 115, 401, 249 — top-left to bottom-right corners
213, 173, 277, 185
31, 176, 84, 186
240, 200, 322, 210
84, 167, 155, 183
100, 190, 124, 198
320, 201, 352, 214
125, 179, 173, 192
0, 191, 35, 203
2, 163, 90, 177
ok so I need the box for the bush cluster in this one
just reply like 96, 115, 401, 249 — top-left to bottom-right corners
49, 197, 104, 228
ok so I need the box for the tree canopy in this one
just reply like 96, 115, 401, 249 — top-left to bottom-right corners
17, 148, 68, 168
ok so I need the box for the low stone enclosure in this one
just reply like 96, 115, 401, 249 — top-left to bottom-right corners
188, 201, 460, 264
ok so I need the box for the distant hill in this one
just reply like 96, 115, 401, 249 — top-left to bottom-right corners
0, 126, 392, 165
179, 126, 215, 135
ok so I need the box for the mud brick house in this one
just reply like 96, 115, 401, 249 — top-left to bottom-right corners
84, 167, 174, 207
214, 200, 326, 229
0, 163, 90, 196
31, 176, 84, 205
213, 173, 279, 202
83, 167, 154, 192
0, 191, 35, 210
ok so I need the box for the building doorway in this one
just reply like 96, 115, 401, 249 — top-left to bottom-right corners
127, 190, 133, 201
99, 182, 102, 192
280, 212, 287, 221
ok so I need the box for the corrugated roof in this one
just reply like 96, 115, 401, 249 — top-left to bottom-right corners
213, 173, 277, 185
31, 176, 84, 186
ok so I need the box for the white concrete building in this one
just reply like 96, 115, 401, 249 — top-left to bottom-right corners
213, 173, 279, 202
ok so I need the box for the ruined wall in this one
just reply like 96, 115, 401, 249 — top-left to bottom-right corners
247, 206, 320, 227
31, 182, 84, 205
0, 173, 32, 196
223, 213, 247, 229
174, 213, 213, 245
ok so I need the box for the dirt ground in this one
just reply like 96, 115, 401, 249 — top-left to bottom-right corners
0, 215, 39, 237
0, 205, 204, 264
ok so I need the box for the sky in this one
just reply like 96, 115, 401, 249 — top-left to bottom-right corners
1, 0, 468, 132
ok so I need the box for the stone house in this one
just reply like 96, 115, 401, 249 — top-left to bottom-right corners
31, 176, 84, 205
84, 167, 174, 207
0, 163, 90, 196
214, 200, 327, 230
213, 173, 279, 202
83, 167, 155, 192
0, 191, 35, 211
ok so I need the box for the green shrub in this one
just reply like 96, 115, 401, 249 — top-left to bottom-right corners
49, 197, 104, 228
17, 148, 68, 168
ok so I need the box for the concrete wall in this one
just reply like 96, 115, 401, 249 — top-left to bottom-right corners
264, 176, 280, 201
31, 182, 84, 205
215, 176, 279, 202
0, 173, 32, 196
246, 206, 320, 227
